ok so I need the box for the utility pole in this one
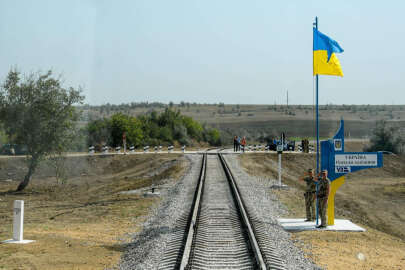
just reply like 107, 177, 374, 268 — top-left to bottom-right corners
287, 90, 289, 109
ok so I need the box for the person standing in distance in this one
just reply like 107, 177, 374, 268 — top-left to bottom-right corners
300, 168, 316, 221
233, 136, 237, 152
316, 169, 330, 228
241, 136, 246, 153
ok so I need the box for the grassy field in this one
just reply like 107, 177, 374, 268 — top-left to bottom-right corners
0, 154, 187, 269
239, 151, 405, 269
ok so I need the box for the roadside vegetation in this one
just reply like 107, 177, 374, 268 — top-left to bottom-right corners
86, 108, 222, 149
0, 69, 221, 191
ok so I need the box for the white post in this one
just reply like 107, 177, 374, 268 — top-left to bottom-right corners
13, 200, 24, 241
278, 153, 282, 186
2, 200, 34, 244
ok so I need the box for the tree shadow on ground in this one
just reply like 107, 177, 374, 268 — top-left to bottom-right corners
102, 243, 130, 252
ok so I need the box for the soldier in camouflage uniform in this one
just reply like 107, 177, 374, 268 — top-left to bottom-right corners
300, 168, 316, 221
316, 169, 330, 228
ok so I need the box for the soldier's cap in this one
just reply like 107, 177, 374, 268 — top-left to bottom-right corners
307, 169, 313, 172
321, 169, 328, 173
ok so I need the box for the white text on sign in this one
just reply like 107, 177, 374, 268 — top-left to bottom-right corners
335, 154, 377, 167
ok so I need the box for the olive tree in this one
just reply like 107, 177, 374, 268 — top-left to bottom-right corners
0, 70, 84, 191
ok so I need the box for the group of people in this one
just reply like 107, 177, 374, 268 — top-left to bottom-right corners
233, 136, 246, 152
300, 168, 330, 228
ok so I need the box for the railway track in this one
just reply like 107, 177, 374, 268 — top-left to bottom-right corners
159, 153, 284, 270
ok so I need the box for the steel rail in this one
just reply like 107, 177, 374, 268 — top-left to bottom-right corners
179, 153, 207, 270
179, 153, 267, 269
218, 153, 267, 270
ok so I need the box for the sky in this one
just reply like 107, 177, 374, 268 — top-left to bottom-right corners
0, 0, 404, 105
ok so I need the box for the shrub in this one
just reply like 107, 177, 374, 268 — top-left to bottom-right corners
204, 129, 221, 146
365, 120, 404, 154
85, 109, 222, 147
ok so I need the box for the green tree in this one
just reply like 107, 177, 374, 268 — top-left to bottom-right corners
366, 120, 404, 154
204, 128, 221, 146
110, 113, 143, 147
0, 70, 84, 191
126, 116, 143, 146
182, 116, 203, 141
87, 118, 111, 147
159, 126, 173, 143
110, 113, 129, 146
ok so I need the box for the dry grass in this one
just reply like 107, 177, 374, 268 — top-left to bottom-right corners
0, 154, 187, 270
239, 153, 405, 270
293, 228, 405, 270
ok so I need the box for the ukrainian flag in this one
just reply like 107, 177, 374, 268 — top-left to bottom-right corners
313, 28, 344, 76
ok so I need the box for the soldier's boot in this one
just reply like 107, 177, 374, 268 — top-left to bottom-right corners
320, 201, 328, 227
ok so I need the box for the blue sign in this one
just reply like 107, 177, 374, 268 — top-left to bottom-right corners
321, 119, 383, 181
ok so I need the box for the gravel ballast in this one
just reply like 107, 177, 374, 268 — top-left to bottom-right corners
224, 154, 322, 270
119, 154, 202, 270
120, 153, 321, 269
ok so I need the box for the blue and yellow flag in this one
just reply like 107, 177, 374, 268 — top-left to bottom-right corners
313, 28, 344, 76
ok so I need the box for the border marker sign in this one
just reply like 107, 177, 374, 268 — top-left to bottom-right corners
320, 119, 383, 225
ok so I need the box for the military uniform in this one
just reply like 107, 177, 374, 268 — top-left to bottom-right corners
317, 176, 330, 227
303, 176, 316, 221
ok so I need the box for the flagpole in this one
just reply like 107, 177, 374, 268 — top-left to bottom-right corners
314, 16, 319, 176
314, 16, 320, 226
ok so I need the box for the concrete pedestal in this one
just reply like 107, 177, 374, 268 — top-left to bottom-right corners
2, 239, 35, 244
278, 218, 366, 232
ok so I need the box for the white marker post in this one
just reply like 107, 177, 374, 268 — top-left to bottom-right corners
277, 144, 283, 187
2, 200, 34, 244
272, 138, 288, 189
